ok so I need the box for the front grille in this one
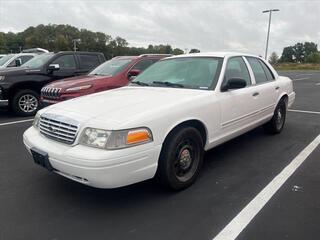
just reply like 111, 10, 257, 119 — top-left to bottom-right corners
41, 87, 61, 99
39, 114, 79, 144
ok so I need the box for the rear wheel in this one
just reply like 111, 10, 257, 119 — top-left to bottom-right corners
157, 126, 204, 190
11, 89, 39, 116
264, 99, 286, 134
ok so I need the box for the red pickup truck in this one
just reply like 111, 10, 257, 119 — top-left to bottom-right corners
40, 54, 171, 106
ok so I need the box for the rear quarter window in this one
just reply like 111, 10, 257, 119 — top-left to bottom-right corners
259, 60, 275, 80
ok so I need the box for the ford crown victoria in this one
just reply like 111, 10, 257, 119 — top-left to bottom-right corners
23, 52, 295, 190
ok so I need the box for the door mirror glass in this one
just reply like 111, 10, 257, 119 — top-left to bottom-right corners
48, 64, 60, 71
221, 78, 247, 91
128, 69, 141, 79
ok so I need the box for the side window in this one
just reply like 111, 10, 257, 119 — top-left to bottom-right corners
7, 56, 33, 67
132, 59, 154, 71
79, 54, 100, 70
224, 57, 251, 86
51, 55, 76, 69
246, 57, 269, 84
20, 55, 34, 64
259, 60, 275, 81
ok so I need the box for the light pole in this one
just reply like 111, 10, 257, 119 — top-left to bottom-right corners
262, 9, 279, 60
72, 39, 81, 52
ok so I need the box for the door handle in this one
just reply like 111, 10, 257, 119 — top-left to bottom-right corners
275, 86, 280, 90
252, 92, 259, 97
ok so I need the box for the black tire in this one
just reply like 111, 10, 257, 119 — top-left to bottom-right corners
11, 89, 39, 117
157, 126, 204, 190
264, 99, 286, 134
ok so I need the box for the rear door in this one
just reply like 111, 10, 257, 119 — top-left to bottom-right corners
245, 57, 278, 119
76, 53, 102, 75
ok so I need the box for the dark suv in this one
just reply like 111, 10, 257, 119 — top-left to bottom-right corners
0, 51, 105, 116
41, 54, 171, 106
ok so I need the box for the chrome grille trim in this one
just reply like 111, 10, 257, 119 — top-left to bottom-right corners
39, 113, 79, 144
41, 87, 62, 99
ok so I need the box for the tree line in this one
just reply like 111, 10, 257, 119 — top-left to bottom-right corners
0, 24, 201, 58
270, 41, 320, 64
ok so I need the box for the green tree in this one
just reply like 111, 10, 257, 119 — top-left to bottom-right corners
304, 42, 318, 58
306, 52, 320, 63
269, 52, 279, 65
173, 48, 184, 55
293, 42, 305, 63
55, 34, 70, 51
280, 46, 295, 62
0, 24, 186, 59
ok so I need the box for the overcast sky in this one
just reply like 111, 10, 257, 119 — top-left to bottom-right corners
0, 0, 319, 57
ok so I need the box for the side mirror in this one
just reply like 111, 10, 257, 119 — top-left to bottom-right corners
15, 58, 22, 67
221, 78, 247, 91
128, 69, 141, 80
47, 64, 60, 72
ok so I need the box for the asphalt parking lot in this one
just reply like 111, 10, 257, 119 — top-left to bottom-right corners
0, 71, 319, 240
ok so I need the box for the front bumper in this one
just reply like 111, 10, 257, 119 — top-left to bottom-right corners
40, 99, 59, 108
23, 126, 161, 188
288, 91, 295, 108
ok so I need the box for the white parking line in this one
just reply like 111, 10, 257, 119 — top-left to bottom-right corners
288, 109, 320, 115
296, 73, 313, 76
0, 119, 33, 126
316, 83, 320, 86
292, 77, 309, 81
213, 134, 320, 240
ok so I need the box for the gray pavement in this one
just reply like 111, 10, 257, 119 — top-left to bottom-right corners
0, 71, 319, 240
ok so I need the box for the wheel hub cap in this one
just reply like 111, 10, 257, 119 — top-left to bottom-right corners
179, 148, 192, 170
19, 94, 38, 113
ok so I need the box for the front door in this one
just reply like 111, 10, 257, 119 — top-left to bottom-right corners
218, 56, 261, 139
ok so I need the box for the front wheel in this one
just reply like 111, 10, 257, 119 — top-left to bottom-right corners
157, 126, 204, 190
264, 99, 286, 134
11, 89, 39, 116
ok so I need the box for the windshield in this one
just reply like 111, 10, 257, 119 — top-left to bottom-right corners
0, 54, 14, 66
89, 58, 133, 76
131, 57, 223, 90
22, 53, 54, 68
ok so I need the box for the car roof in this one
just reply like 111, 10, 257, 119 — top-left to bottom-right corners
113, 54, 172, 61
14, 53, 37, 56
166, 52, 260, 59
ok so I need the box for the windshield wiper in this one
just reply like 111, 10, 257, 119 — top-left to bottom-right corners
152, 81, 184, 88
131, 81, 150, 86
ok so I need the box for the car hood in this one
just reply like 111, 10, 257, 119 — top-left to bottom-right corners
43, 86, 211, 129
47, 75, 113, 89
0, 67, 41, 76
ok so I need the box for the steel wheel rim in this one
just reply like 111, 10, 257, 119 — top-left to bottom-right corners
18, 94, 38, 113
173, 138, 199, 182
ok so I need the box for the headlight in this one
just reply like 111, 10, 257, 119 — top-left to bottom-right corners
33, 113, 40, 128
66, 85, 92, 92
0, 76, 5, 81
79, 127, 153, 150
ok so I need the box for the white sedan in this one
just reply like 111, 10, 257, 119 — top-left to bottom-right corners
23, 52, 295, 190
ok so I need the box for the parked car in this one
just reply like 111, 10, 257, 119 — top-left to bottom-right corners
22, 48, 49, 54
0, 51, 105, 116
40, 54, 171, 106
0, 53, 36, 69
23, 52, 295, 190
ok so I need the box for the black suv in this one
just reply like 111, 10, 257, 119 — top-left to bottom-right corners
0, 51, 105, 116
